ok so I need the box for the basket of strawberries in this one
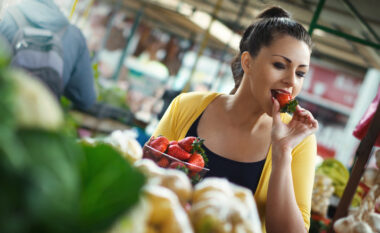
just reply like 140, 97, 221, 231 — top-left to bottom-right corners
143, 136, 209, 184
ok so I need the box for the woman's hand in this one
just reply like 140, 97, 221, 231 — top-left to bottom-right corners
271, 97, 318, 157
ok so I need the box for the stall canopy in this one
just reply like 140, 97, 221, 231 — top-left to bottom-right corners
102, 0, 380, 73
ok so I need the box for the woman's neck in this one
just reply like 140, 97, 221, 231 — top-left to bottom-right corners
224, 89, 271, 131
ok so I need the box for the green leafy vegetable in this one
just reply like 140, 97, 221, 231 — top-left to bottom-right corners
78, 143, 146, 232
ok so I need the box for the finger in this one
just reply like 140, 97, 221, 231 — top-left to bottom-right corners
271, 97, 282, 125
311, 118, 319, 129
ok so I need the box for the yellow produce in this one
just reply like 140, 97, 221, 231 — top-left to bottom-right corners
316, 159, 349, 197
190, 178, 262, 233
135, 159, 192, 205
316, 158, 364, 207
109, 185, 193, 233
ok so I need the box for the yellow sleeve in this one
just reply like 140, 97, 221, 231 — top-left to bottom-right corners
291, 134, 317, 230
152, 92, 221, 141
152, 94, 181, 140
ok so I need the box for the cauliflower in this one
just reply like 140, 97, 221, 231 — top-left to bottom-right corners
191, 178, 262, 233
109, 185, 194, 233
135, 159, 192, 205
11, 70, 63, 131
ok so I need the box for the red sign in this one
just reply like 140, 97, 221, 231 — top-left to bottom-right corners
302, 64, 362, 109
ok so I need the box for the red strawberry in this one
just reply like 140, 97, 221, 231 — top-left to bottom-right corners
274, 92, 298, 113
169, 161, 187, 171
157, 156, 169, 168
187, 153, 204, 173
275, 92, 292, 108
169, 140, 178, 146
166, 144, 191, 160
148, 136, 170, 159
178, 136, 197, 152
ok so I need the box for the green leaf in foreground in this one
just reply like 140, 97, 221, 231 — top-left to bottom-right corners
78, 143, 146, 232
0, 129, 82, 233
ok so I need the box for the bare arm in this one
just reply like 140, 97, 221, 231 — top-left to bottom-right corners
265, 147, 307, 233
265, 98, 318, 233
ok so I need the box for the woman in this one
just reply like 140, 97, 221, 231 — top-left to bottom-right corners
153, 6, 318, 233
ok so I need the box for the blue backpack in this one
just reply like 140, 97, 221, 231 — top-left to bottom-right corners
8, 7, 66, 98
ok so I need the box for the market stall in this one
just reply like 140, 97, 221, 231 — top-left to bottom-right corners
2, 0, 380, 232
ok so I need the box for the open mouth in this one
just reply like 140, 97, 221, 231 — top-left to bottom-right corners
271, 90, 277, 98
271, 89, 289, 98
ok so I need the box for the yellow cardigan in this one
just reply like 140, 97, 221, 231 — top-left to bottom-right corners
153, 92, 317, 232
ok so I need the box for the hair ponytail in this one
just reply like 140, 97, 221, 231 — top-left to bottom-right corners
257, 6, 291, 19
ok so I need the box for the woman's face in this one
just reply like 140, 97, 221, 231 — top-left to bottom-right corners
242, 35, 311, 115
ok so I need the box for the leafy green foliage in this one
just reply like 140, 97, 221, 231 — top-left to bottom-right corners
192, 137, 208, 165
280, 99, 298, 114
97, 84, 130, 109
93, 62, 130, 110
309, 218, 330, 233
0, 47, 145, 233
0, 130, 82, 233
78, 143, 146, 232
0, 37, 11, 68
0, 130, 146, 233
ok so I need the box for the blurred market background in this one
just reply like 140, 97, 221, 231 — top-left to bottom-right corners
24, 0, 377, 167
1, 0, 380, 233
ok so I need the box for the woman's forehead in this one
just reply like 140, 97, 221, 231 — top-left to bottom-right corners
261, 36, 311, 64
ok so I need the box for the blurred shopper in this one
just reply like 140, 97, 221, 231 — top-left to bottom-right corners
0, 0, 96, 110
152, 6, 318, 233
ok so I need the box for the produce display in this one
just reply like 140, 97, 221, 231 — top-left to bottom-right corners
109, 185, 193, 233
333, 150, 380, 233
143, 136, 209, 183
0, 39, 265, 233
93, 63, 130, 110
272, 90, 298, 113
109, 160, 263, 233
0, 44, 146, 233
134, 159, 192, 206
81, 129, 143, 163
191, 178, 262, 233
312, 174, 335, 217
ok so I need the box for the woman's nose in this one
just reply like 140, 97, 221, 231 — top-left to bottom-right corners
282, 71, 297, 86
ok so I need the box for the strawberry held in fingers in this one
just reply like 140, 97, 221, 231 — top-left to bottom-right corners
187, 153, 205, 173
148, 136, 170, 159
272, 91, 298, 113
167, 144, 191, 160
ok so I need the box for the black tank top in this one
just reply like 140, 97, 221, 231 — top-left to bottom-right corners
186, 113, 266, 194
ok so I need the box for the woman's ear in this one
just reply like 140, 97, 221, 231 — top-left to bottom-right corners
241, 51, 251, 72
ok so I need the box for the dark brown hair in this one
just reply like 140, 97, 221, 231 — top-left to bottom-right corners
229, 6, 312, 94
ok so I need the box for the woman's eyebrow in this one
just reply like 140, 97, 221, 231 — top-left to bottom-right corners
272, 54, 308, 67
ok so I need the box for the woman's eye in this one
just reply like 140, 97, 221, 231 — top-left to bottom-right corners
296, 71, 306, 78
273, 62, 285, 69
